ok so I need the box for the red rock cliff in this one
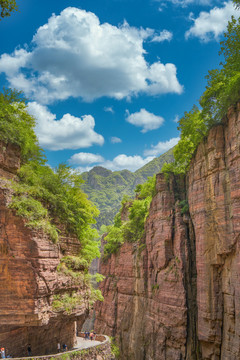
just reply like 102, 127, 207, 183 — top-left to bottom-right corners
0, 142, 89, 357
94, 103, 240, 360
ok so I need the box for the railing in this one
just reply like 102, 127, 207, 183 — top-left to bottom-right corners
7, 335, 111, 360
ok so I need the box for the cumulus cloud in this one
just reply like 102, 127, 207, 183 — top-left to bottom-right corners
185, 1, 239, 41
70, 153, 155, 172
0, 7, 183, 104
173, 115, 179, 123
104, 106, 114, 114
144, 137, 179, 156
151, 30, 173, 42
126, 108, 164, 133
103, 154, 155, 171
69, 152, 104, 165
157, 0, 212, 8
27, 102, 104, 151
110, 137, 122, 144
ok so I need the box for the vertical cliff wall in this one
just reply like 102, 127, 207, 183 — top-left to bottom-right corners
0, 142, 89, 357
94, 103, 240, 360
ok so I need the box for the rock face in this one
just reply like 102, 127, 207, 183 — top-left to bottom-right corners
94, 103, 240, 359
0, 145, 88, 357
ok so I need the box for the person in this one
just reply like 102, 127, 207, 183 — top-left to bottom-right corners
62, 344, 67, 352
57, 342, 61, 353
84, 331, 87, 340
1, 348, 5, 359
90, 332, 94, 341
27, 345, 31, 357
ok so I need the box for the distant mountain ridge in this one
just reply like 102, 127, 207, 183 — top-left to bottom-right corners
81, 148, 174, 228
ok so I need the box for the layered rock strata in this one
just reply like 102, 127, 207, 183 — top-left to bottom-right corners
0, 144, 89, 357
94, 103, 240, 360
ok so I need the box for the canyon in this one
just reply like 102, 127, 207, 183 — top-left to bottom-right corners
94, 103, 240, 359
0, 141, 89, 357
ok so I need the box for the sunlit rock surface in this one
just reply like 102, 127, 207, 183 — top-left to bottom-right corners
95, 103, 240, 360
0, 144, 88, 357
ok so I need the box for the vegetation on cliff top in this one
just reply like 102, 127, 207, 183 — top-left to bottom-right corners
162, 12, 240, 176
0, 88, 101, 269
102, 175, 156, 258
0, 88, 104, 311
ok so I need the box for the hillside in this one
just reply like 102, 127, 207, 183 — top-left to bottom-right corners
80, 148, 174, 228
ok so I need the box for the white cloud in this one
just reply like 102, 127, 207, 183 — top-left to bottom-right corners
69, 153, 155, 172
157, 0, 212, 8
110, 137, 122, 144
126, 108, 164, 133
69, 152, 104, 165
103, 154, 155, 171
173, 115, 179, 123
185, 1, 239, 41
104, 106, 114, 114
151, 30, 173, 42
75, 165, 94, 173
144, 137, 179, 156
27, 102, 104, 151
0, 7, 183, 104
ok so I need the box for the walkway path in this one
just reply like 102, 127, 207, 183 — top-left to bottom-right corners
74, 336, 102, 350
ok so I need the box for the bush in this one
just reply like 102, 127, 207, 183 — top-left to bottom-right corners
103, 175, 155, 257
162, 14, 240, 177
0, 89, 43, 163
52, 293, 83, 314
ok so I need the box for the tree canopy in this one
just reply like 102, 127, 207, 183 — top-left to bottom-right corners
162, 11, 240, 176
0, 0, 17, 19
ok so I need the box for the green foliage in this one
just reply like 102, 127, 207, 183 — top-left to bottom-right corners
0, 89, 43, 163
179, 200, 189, 215
233, 0, 240, 8
89, 288, 104, 305
135, 175, 156, 199
110, 337, 120, 358
52, 293, 83, 314
121, 196, 151, 242
162, 14, 240, 176
9, 162, 100, 262
60, 256, 89, 271
0, 0, 18, 19
103, 175, 155, 257
200, 16, 240, 126
152, 284, 159, 292
9, 195, 58, 242
103, 226, 124, 259
0, 88, 103, 317
162, 106, 208, 175
81, 149, 174, 229
93, 273, 105, 283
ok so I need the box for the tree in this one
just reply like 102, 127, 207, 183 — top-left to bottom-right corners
200, 16, 240, 124
0, 0, 18, 19
0, 89, 43, 163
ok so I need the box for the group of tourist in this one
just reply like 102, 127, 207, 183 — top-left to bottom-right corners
57, 343, 68, 353
0, 348, 5, 359
84, 331, 96, 341
0, 347, 11, 358
0, 332, 98, 359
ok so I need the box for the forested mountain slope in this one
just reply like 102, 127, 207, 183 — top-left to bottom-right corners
80, 148, 174, 228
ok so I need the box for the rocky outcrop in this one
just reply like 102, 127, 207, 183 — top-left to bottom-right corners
0, 145, 89, 357
94, 103, 240, 359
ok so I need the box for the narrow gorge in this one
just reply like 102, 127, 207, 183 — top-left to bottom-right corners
94, 103, 240, 360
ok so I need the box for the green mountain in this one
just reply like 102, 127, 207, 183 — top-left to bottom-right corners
81, 148, 174, 228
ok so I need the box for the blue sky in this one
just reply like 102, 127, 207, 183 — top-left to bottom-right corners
0, 0, 238, 172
